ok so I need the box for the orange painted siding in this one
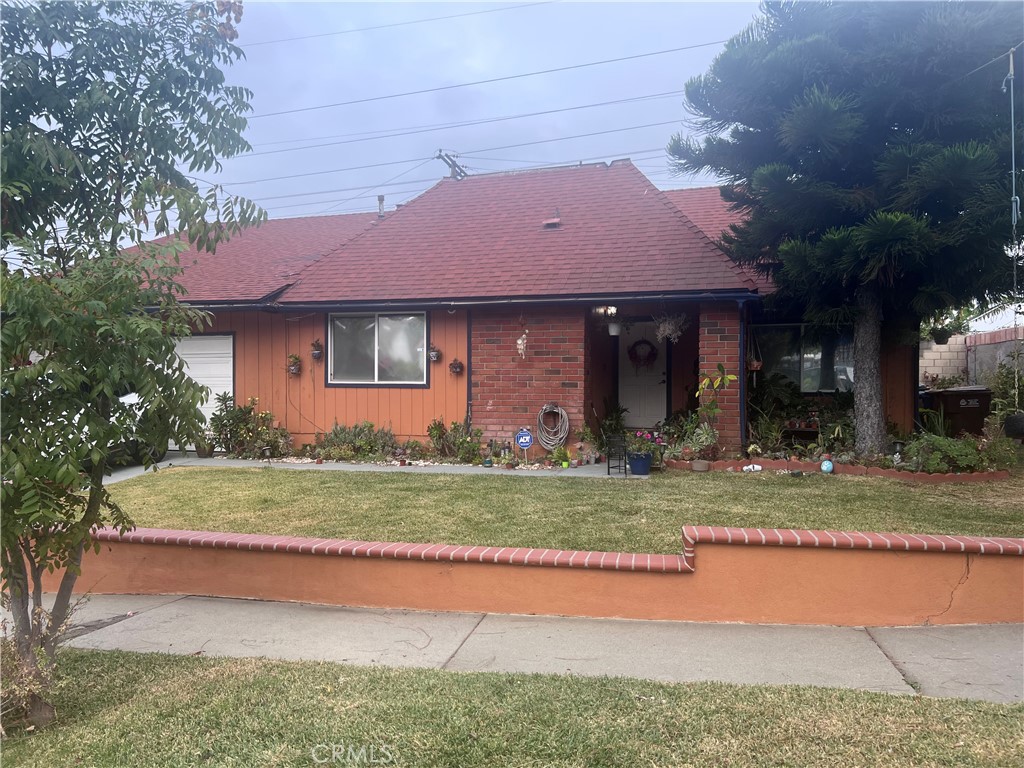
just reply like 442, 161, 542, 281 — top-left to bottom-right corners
207, 311, 469, 446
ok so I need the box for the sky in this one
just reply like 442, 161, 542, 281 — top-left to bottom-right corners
206, 1, 761, 221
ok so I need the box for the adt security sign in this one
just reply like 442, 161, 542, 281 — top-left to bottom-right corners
515, 429, 534, 450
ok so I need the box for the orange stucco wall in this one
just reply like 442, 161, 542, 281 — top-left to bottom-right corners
54, 539, 1022, 626
207, 311, 469, 445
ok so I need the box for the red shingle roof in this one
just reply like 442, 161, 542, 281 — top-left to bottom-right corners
663, 186, 773, 294
661, 187, 740, 243
174, 212, 380, 303
281, 161, 756, 304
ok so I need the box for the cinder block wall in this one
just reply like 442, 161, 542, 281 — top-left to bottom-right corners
919, 335, 968, 385
698, 302, 742, 451
470, 309, 586, 456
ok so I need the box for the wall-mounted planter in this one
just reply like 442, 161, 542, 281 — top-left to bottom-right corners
449, 358, 464, 375
429, 346, 442, 363
310, 339, 324, 361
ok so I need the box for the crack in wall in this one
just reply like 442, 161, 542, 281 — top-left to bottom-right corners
923, 553, 973, 626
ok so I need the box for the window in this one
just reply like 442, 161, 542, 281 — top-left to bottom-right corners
752, 325, 854, 393
329, 313, 426, 385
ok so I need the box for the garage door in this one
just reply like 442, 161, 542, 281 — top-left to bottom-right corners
175, 335, 234, 425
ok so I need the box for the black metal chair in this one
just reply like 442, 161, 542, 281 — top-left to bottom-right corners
603, 430, 629, 476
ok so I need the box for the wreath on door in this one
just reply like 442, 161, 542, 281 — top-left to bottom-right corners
627, 338, 658, 373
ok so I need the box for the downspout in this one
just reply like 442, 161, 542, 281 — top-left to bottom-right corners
466, 310, 473, 426
738, 298, 749, 451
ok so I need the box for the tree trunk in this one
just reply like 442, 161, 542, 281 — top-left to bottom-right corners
853, 287, 888, 456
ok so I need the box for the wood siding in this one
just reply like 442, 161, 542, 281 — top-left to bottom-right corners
207, 310, 469, 446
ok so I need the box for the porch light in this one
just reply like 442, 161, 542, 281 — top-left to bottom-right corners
593, 306, 620, 336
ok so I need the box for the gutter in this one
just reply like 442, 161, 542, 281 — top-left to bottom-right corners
181, 290, 762, 314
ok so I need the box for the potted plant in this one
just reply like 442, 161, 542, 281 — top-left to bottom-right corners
551, 445, 570, 468
194, 431, 215, 458
625, 429, 664, 476
428, 344, 442, 363
448, 358, 464, 375
653, 312, 689, 344
287, 353, 302, 375
310, 339, 324, 361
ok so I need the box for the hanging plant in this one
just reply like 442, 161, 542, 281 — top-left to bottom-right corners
448, 358, 464, 375
310, 338, 323, 361
653, 313, 689, 344
428, 344, 442, 362
286, 353, 302, 376
627, 339, 658, 372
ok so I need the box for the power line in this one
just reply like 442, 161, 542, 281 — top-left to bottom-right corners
458, 147, 665, 164
224, 157, 434, 187
242, 91, 684, 158
245, 2, 556, 47
261, 186, 434, 213
251, 179, 436, 204
211, 123, 679, 188
248, 39, 727, 119
460, 120, 680, 155
956, 40, 1023, 82
318, 158, 437, 215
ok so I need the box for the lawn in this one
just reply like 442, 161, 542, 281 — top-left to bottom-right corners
4, 649, 1021, 767
107, 466, 1024, 553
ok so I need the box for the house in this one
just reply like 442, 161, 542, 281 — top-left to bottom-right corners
171, 159, 766, 453
171, 159, 917, 454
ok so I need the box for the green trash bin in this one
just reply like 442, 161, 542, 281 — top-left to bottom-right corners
926, 386, 992, 436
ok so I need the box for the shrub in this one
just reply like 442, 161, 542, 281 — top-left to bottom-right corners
903, 433, 1020, 473
209, 393, 292, 459
311, 421, 399, 461
427, 418, 482, 462
985, 353, 1024, 419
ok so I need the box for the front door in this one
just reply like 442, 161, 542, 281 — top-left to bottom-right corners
618, 322, 667, 428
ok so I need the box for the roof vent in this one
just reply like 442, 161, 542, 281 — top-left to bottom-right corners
542, 208, 561, 229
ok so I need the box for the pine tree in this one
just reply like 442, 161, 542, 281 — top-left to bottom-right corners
671, 1, 1021, 455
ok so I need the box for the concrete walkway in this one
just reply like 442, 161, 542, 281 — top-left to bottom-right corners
54, 593, 1024, 704
107, 454, 625, 484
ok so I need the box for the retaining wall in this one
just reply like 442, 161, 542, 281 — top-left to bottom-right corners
47, 526, 1024, 627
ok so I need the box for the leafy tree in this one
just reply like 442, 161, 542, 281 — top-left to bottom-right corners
670, 1, 1021, 454
1, 0, 263, 729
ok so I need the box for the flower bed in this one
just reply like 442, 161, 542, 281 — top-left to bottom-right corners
664, 458, 1012, 484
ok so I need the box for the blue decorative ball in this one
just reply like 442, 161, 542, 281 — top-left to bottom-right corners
820, 460, 834, 474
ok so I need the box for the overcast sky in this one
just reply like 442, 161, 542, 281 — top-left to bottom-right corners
208, 1, 760, 220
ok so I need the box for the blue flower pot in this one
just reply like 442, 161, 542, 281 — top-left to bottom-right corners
628, 452, 653, 476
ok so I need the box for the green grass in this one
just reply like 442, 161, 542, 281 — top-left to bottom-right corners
107, 467, 1024, 553
4, 649, 1022, 767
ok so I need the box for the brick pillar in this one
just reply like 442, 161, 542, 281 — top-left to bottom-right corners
698, 302, 742, 453
471, 309, 586, 460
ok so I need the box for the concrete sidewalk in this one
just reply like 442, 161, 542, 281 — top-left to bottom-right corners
52, 594, 1024, 704
107, 454, 623, 484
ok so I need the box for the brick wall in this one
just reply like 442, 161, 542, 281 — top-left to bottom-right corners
698, 302, 742, 451
471, 309, 586, 457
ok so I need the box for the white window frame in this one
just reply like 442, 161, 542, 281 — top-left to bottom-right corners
328, 312, 427, 386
